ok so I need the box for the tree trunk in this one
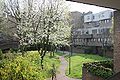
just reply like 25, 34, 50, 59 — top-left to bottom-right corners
41, 55, 44, 69
21, 45, 25, 57
40, 35, 49, 69
50, 52, 52, 57
53, 51, 55, 57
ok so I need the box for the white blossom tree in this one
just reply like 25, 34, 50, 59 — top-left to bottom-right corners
30, 0, 71, 69
3, 0, 71, 69
3, 0, 41, 55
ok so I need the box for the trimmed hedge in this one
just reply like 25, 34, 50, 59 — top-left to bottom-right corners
83, 60, 114, 79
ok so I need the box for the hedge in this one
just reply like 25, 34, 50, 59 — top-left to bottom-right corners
83, 60, 114, 79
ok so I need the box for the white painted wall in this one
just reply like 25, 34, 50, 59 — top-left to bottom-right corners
99, 10, 112, 20
84, 13, 93, 22
84, 10, 113, 22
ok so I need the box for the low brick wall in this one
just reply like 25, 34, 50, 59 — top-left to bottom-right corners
107, 72, 120, 80
103, 50, 113, 58
82, 67, 105, 80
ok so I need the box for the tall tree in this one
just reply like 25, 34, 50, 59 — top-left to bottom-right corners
3, 0, 71, 69
31, 0, 71, 69
0, 0, 6, 32
3, 0, 40, 55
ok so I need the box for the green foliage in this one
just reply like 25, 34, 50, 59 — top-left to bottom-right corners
9, 48, 19, 53
0, 49, 3, 60
65, 53, 111, 79
4, 53, 15, 60
83, 60, 114, 79
0, 51, 60, 80
9, 48, 14, 53
24, 42, 56, 52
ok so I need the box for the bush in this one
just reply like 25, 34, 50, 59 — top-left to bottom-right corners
24, 42, 56, 52
0, 51, 60, 80
10, 48, 19, 53
0, 49, 3, 60
83, 60, 114, 79
0, 57, 46, 80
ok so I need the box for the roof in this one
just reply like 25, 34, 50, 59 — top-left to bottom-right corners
67, 0, 120, 10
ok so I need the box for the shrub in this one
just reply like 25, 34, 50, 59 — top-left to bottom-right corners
0, 57, 45, 80
83, 60, 114, 79
4, 49, 16, 60
9, 48, 19, 53
0, 49, 3, 60
0, 51, 59, 80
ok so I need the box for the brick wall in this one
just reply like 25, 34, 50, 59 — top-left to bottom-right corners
82, 67, 105, 80
107, 72, 120, 80
114, 10, 120, 73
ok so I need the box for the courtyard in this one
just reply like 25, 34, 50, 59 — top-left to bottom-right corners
0, 0, 120, 80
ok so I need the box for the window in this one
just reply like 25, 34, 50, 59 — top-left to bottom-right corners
87, 16, 90, 20
100, 38, 101, 42
101, 28, 106, 34
98, 38, 100, 42
79, 31, 81, 35
105, 20, 107, 23
104, 38, 107, 42
106, 28, 110, 34
86, 31, 89, 34
87, 22, 91, 25
84, 39, 86, 42
80, 39, 81, 42
92, 29, 97, 34
82, 31, 84, 34
99, 14, 101, 18
98, 29, 101, 34
101, 13, 104, 17
95, 22, 99, 27
93, 15, 95, 19
107, 20, 110, 23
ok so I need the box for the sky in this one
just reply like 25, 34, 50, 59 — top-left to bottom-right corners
66, 1, 114, 13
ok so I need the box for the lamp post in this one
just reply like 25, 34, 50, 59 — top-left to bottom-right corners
68, 44, 72, 74
68, 31, 73, 75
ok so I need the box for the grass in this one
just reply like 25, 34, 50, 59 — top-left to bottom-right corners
29, 51, 61, 67
55, 52, 64, 56
25, 51, 61, 78
65, 53, 111, 79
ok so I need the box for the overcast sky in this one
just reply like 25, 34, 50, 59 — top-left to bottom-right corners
66, 1, 114, 13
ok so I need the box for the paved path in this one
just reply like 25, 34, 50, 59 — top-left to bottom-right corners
48, 52, 80, 80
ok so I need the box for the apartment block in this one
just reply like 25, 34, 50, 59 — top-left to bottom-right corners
71, 10, 113, 57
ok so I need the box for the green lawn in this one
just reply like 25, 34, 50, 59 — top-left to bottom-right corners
65, 53, 111, 79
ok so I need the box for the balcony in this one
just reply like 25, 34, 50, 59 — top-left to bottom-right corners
73, 34, 93, 39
